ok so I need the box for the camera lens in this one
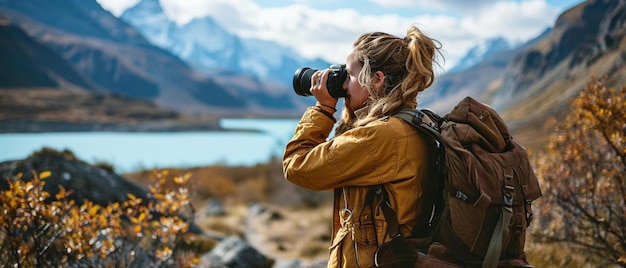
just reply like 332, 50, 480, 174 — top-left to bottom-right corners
292, 67, 316, 96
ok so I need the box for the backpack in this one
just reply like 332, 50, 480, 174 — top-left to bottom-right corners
369, 96, 542, 268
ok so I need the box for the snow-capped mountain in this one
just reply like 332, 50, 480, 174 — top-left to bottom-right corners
117, 0, 173, 47
448, 37, 513, 74
120, 0, 329, 86
173, 17, 240, 72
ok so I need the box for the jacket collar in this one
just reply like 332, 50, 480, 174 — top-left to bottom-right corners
354, 105, 370, 120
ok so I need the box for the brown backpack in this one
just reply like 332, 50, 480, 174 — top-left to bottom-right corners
370, 96, 542, 268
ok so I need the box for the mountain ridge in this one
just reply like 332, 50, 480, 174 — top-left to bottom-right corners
120, 0, 330, 87
420, 28, 552, 114
0, 0, 311, 119
447, 37, 515, 74
0, 19, 94, 89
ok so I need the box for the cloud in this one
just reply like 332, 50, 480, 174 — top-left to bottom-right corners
367, 0, 505, 17
99, 0, 564, 71
459, 0, 557, 40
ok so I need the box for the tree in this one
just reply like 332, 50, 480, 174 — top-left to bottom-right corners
534, 75, 626, 266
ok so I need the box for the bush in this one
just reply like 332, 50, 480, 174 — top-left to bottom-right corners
0, 170, 205, 267
533, 75, 626, 267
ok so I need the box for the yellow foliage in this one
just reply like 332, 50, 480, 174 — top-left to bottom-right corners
533, 75, 625, 266
39, 171, 51, 179
0, 170, 204, 267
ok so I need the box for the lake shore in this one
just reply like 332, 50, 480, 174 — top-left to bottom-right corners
0, 119, 274, 133
0, 88, 305, 134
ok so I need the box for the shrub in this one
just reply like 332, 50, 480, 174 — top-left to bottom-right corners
533, 75, 626, 266
0, 170, 204, 267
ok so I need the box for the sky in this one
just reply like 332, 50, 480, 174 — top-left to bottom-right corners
96, 0, 583, 70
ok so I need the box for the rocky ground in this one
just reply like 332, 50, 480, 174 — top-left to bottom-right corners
195, 202, 332, 267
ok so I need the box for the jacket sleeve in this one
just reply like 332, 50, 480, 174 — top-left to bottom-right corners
282, 108, 407, 191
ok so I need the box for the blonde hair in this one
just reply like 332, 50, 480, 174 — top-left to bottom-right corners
335, 25, 442, 135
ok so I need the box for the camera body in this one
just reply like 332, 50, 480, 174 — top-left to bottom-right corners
292, 64, 348, 98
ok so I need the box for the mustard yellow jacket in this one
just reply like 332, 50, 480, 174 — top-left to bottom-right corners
283, 107, 437, 268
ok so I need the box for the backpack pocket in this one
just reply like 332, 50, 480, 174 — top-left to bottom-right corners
447, 182, 492, 253
448, 142, 540, 258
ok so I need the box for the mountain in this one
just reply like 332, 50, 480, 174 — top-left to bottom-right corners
494, 0, 626, 150
120, 0, 330, 87
448, 37, 514, 74
424, 0, 626, 151
421, 30, 551, 114
493, 0, 626, 112
0, 0, 312, 124
0, 19, 95, 89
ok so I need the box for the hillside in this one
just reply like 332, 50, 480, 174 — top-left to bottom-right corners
420, 30, 551, 114
422, 0, 626, 152
496, 0, 626, 151
0, 19, 94, 89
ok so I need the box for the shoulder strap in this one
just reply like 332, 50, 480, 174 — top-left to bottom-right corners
394, 109, 442, 141
360, 109, 446, 240
394, 109, 446, 237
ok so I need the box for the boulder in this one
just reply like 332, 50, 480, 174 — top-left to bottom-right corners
200, 236, 273, 268
0, 147, 202, 233
0, 147, 148, 205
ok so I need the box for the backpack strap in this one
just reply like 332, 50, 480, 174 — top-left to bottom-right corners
393, 109, 446, 237
482, 168, 516, 268
362, 185, 403, 239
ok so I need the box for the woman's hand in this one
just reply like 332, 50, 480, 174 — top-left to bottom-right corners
310, 69, 338, 112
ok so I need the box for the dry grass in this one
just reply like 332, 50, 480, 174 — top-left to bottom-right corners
525, 240, 621, 267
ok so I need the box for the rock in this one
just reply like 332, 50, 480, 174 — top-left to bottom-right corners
272, 259, 302, 268
204, 198, 226, 216
272, 259, 328, 268
0, 147, 203, 233
199, 236, 273, 268
0, 147, 148, 205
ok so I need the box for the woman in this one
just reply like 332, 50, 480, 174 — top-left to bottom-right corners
283, 25, 442, 268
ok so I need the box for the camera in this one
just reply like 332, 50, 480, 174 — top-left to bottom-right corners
292, 64, 348, 98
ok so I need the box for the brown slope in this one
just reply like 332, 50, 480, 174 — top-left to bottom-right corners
420, 30, 551, 115
0, 19, 94, 89
493, 0, 626, 151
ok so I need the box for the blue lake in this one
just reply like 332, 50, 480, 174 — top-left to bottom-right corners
0, 118, 302, 173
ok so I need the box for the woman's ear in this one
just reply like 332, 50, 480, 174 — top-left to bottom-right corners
372, 71, 385, 92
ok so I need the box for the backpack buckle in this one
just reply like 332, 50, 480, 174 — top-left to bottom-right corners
455, 190, 469, 201
411, 111, 425, 126
503, 171, 515, 208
